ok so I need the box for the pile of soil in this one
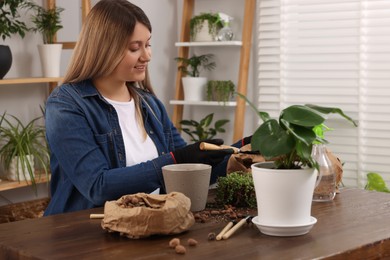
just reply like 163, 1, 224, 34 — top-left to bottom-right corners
0, 198, 50, 224
194, 204, 256, 224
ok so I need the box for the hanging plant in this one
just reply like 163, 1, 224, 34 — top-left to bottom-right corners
189, 12, 224, 41
206, 80, 235, 103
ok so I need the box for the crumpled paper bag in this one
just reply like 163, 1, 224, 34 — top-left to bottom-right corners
226, 144, 265, 174
101, 192, 195, 239
226, 144, 343, 190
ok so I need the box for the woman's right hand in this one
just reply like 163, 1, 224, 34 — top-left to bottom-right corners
171, 139, 234, 166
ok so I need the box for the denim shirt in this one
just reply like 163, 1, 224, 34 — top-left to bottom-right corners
44, 80, 242, 216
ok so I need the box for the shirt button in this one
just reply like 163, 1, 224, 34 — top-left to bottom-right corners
161, 152, 165, 155
149, 130, 154, 134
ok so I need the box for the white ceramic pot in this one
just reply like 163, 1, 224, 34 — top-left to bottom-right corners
251, 162, 317, 228
6, 155, 35, 181
193, 20, 215, 42
182, 77, 207, 101
38, 43, 63, 77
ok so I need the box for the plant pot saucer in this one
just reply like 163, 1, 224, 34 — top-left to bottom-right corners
252, 216, 317, 237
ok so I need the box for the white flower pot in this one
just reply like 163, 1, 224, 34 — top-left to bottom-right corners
6, 155, 35, 181
38, 44, 63, 77
251, 162, 318, 236
182, 77, 207, 101
193, 21, 215, 42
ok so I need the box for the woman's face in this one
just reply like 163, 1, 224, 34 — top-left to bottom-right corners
112, 22, 152, 82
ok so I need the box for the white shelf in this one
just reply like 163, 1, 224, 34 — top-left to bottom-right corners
169, 100, 237, 106
175, 41, 242, 47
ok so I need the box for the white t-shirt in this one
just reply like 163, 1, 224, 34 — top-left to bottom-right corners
104, 97, 158, 166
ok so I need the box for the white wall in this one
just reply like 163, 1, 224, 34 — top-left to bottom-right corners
0, 0, 256, 205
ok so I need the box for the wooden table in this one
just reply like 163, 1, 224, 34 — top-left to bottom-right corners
0, 188, 389, 259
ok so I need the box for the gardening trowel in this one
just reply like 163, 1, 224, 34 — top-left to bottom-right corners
199, 142, 260, 154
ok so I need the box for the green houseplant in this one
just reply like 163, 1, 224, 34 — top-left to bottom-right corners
236, 93, 358, 169
0, 0, 30, 79
236, 93, 358, 236
175, 53, 216, 101
0, 112, 49, 188
180, 113, 229, 142
206, 80, 235, 103
190, 12, 224, 41
26, 1, 64, 44
26, 1, 64, 77
175, 53, 216, 78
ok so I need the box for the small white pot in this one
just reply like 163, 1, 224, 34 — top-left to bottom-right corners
38, 43, 63, 77
6, 155, 35, 181
251, 162, 317, 227
193, 21, 215, 42
182, 77, 207, 101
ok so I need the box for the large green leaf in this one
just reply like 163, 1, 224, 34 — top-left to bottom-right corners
281, 105, 325, 127
281, 119, 317, 146
306, 104, 358, 127
252, 119, 295, 158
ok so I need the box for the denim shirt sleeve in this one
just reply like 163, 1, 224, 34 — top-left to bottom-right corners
44, 83, 185, 215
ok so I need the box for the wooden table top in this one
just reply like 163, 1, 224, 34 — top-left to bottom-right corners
0, 188, 390, 259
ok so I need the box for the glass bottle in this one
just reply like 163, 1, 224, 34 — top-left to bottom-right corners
217, 18, 234, 41
311, 144, 336, 202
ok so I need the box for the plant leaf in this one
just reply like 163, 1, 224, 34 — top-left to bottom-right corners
365, 172, 390, 193
252, 119, 295, 158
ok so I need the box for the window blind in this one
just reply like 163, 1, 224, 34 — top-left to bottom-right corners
256, 0, 390, 188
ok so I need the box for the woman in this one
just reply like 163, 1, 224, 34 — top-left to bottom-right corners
44, 0, 250, 216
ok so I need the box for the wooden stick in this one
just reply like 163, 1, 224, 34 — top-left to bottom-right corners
222, 217, 249, 240
89, 214, 104, 219
216, 221, 234, 241
199, 142, 239, 153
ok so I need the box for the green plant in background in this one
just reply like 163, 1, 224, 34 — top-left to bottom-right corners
180, 113, 229, 142
26, 1, 64, 44
206, 80, 235, 103
175, 53, 216, 78
0, 112, 49, 189
215, 171, 256, 208
0, 0, 30, 40
189, 12, 224, 40
236, 92, 358, 169
365, 172, 390, 193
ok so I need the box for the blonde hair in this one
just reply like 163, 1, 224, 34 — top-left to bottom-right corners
64, 0, 155, 138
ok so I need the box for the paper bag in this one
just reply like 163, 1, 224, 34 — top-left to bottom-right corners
226, 144, 265, 174
101, 192, 195, 239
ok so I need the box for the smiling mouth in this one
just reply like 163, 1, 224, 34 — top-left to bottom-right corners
134, 65, 147, 70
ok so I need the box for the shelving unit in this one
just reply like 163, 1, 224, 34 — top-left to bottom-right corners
171, 0, 256, 142
0, 1, 91, 192
0, 174, 50, 192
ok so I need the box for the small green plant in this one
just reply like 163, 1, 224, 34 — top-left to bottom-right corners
0, 0, 30, 40
215, 171, 256, 208
26, 2, 64, 44
175, 53, 216, 78
365, 172, 390, 193
206, 80, 235, 102
180, 113, 229, 142
236, 92, 358, 169
0, 112, 49, 189
190, 12, 224, 40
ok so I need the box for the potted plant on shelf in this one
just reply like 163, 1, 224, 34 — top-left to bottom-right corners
206, 80, 235, 103
180, 113, 229, 142
0, 0, 30, 79
0, 112, 50, 190
175, 53, 216, 101
190, 12, 224, 42
26, 1, 64, 77
236, 93, 358, 236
